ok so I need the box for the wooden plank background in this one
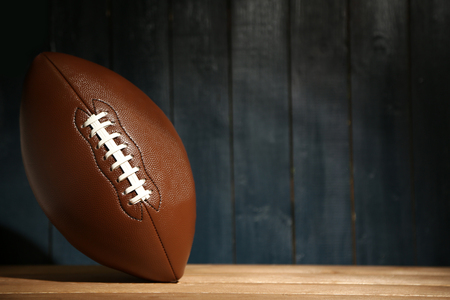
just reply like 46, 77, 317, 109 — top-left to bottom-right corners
291, 0, 353, 265
351, 0, 415, 265
0, 0, 449, 266
232, 0, 292, 264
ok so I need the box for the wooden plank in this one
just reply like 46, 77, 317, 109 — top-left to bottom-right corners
184, 267, 450, 286
410, 0, 450, 266
4, 295, 450, 300
50, 0, 110, 67
232, 0, 292, 264
111, 0, 171, 116
14, 295, 450, 300
2, 284, 450, 298
185, 264, 450, 276
350, 0, 415, 264
49, 0, 110, 265
171, 0, 233, 263
1, 265, 450, 298
291, 0, 353, 264
0, 295, 375, 300
0, 1, 51, 265
4, 264, 450, 278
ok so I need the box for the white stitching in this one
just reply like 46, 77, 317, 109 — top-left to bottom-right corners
83, 112, 152, 205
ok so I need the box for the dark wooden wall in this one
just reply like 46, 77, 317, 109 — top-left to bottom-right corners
1, 0, 449, 266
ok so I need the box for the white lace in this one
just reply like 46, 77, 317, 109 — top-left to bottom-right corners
82, 112, 151, 205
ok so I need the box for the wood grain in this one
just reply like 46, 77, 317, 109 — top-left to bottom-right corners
232, 0, 292, 264
171, 0, 233, 263
410, 0, 450, 266
111, 0, 171, 116
291, 0, 353, 265
350, 0, 415, 265
1, 265, 449, 298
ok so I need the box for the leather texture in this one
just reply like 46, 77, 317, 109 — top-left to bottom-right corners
20, 52, 196, 282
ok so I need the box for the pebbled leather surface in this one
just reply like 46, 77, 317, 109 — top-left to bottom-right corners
20, 52, 196, 282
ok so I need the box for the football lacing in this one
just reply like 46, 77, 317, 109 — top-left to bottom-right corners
82, 111, 151, 205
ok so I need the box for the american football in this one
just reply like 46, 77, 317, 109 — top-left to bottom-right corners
20, 52, 196, 282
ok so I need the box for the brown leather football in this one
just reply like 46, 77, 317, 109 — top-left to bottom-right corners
20, 52, 196, 282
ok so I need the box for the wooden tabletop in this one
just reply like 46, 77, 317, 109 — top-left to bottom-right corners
1, 264, 449, 299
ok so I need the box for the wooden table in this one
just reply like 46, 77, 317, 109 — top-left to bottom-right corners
1, 264, 449, 299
